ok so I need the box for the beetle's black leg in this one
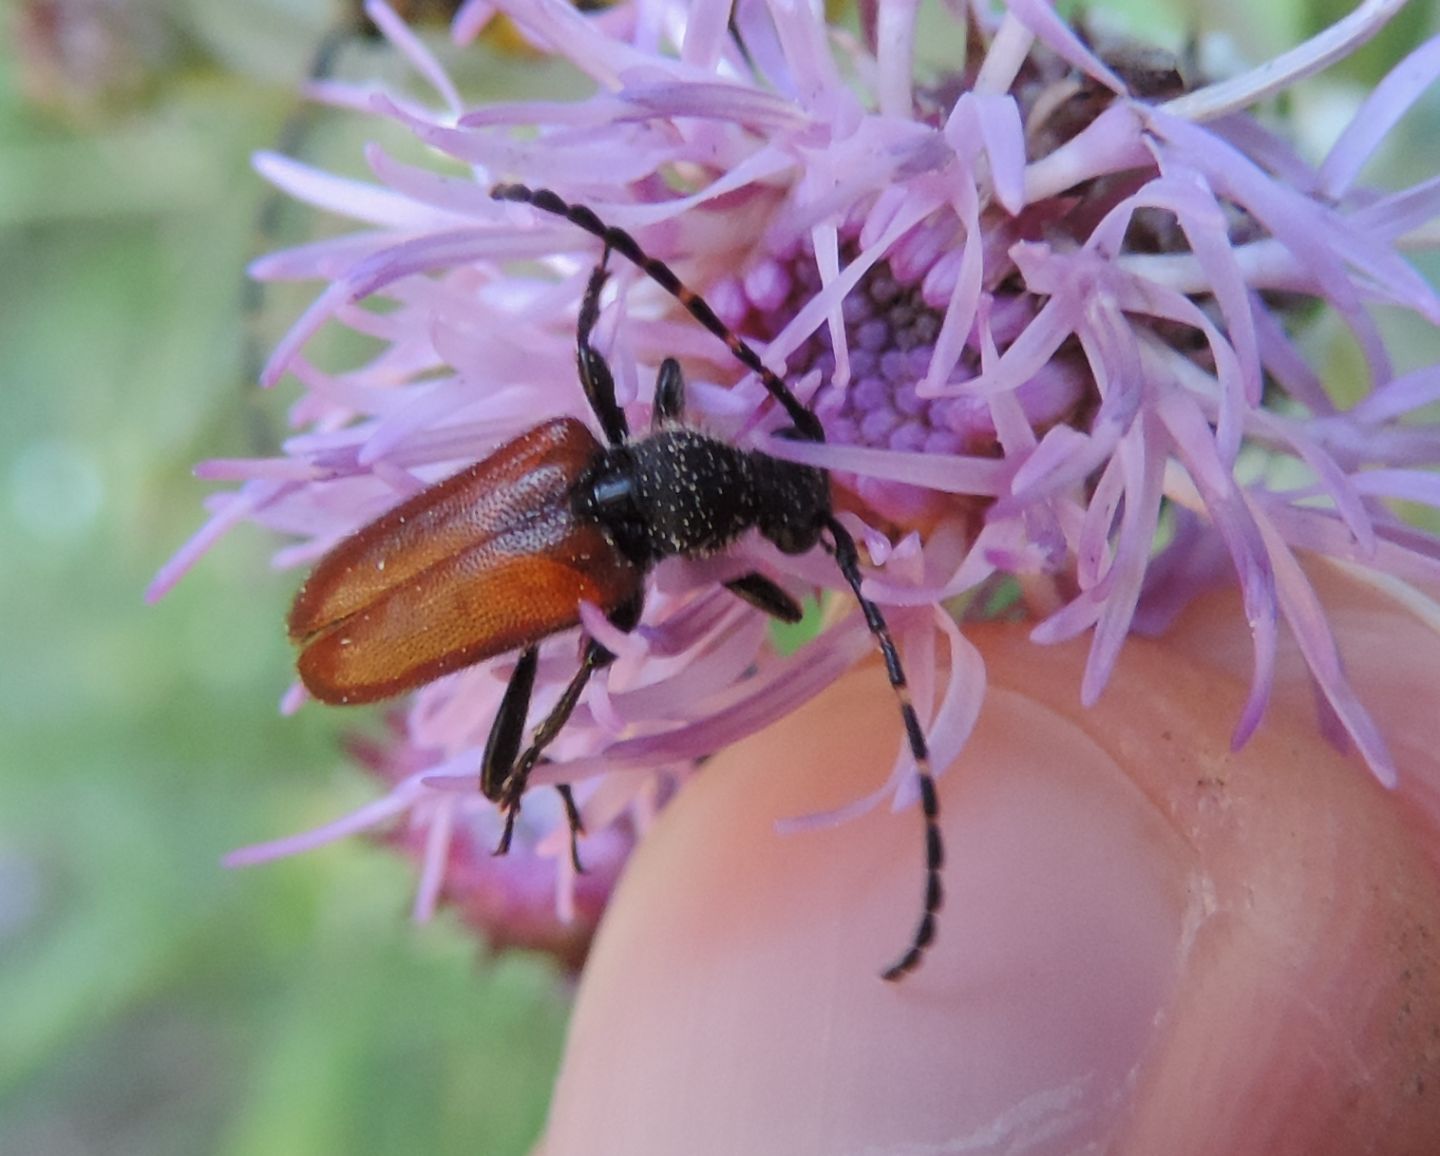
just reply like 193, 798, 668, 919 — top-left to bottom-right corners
824, 515, 944, 981
485, 645, 586, 866
481, 645, 540, 803
555, 784, 584, 850
652, 357, 686, 429
492, 183, 824, 444
577, 251, 630, 446
724, 572, 805, 624
493, 641, 607, 869
482, 646, 587, 870
492, 594, 644, 869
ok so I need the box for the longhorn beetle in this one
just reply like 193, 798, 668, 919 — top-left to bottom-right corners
286, 184, 943, 979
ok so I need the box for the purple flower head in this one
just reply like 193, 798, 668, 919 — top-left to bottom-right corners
154, 0, 1440, 960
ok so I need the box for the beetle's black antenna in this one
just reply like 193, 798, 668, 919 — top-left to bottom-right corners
491, 183, 824, 444
493, 183, 944, 979
824, 515, 943, 980
576, 249, 630, 445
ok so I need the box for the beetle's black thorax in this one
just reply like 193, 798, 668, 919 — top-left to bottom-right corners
572, 428, 829, 567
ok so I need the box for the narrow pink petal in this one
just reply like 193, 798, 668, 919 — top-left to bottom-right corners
1142, 159, 1261, 407
363, 144, 505, 220
678, 0, 733, 70
261, 280, 358, 387
148, 483, 285, 602
1024, 103, 1148, 203
1350, 468, 1440, 509
1149, 111, 1394, 377
1160, 0, 1411, 122
620, 79, 810, 133
452, 0, 495, 44
224, 772, 434, 866
764, 0, 848, 115
489, 0, 671, 89
1248, 501, 1399, 787
921, 178, 984, 396
363, 0, 463, 113
873, 0, 918, 118
249, 232, 394, 285
1074, 451, 1126, 591
194, 458, 321, 482
1004, 0, 1124, 92
1352, 174, 1440, 240
1156, 390, 1279, 749
539, 627, 877, 781
1246, 410, 1378, 559
1082, 418, 1167, 704
760, 435, 1010, 496
1249, 294, 1334, 416
916, 608, 987, 785
1352, 364, 1440, 424
255, 151, 448, 229
1321, 36, 1440, 197
412, 795, 458, 921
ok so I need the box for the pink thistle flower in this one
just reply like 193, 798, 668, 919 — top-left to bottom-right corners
155, 0, 1440, 966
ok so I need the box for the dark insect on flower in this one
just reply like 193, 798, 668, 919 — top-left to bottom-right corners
285, 184, 945, 981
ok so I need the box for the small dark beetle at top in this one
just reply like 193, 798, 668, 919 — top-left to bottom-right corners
286, 184, 944, 979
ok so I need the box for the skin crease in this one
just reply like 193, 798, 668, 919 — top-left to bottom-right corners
538, 563, 1440, 1156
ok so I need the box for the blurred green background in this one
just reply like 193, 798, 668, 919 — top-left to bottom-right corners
0, 1, 1436, 1154
0, 4, 572, 1154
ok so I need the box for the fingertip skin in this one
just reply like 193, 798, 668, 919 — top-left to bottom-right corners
544, 599, 1440, 1156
